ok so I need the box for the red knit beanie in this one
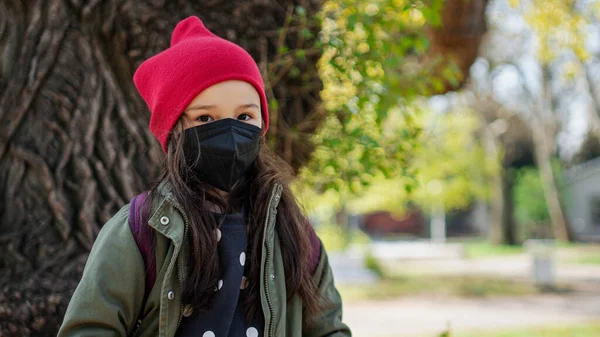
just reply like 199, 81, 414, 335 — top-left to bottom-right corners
133, 16, 269, 152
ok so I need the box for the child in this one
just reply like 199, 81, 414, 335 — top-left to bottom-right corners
58, 16, 351, 337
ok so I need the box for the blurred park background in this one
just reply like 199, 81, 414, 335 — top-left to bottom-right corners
1, 0, 600, 336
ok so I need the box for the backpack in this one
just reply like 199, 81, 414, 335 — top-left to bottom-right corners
127, 191, 321, 328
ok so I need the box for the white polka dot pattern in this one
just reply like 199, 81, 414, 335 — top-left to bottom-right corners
215, 228, 222, 242
240, 252, 246, 266
246, 327, 258, 337
203, 331, 215, 337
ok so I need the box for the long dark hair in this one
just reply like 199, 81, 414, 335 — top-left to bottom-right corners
146, 120, 321, 324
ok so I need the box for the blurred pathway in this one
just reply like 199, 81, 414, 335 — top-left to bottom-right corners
333, 242, 600, 336
343, 292, 600, 337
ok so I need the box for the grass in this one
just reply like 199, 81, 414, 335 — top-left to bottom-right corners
443, 321, 600, 337
560, 244, 600, 265
338, 274, 546, 302
461, 240, 600, 265
573, 255, 600, 264
461, 240, 525, 259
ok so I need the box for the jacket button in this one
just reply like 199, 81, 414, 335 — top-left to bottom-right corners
215, 228, 222, 242
160, 216, 170, 226
167, 291, 175, 300
270, 274, 275, 281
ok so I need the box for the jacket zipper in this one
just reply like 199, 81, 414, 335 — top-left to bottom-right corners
168, 198, 189, 332
176, 224, 187, 330
264, 185, 281, 337
263, 240, 275, 337
166, 186, 280, 337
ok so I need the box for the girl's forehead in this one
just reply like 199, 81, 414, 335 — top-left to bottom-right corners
186, 80, 261, 108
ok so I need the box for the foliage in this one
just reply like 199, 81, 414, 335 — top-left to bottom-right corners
509, 0, 594, 64
341, 104, 499, 216
407, 108, 498, 211
513, 167, 550, 224
314, 223, 371, 252
297, 0, 462, 194
513, 161, 565, 240
507, 0, 600, 92
364, 251, 384, 277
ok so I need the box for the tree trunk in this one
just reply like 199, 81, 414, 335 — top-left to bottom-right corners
582, 61, 600, 142
501, 170, 518, 244
427, 0, 489, 93
0, 1, 322, 335
480, 116, 518, 245
529, 67, 574, 242
489, 168, 518, 245
532, 135, 574, 242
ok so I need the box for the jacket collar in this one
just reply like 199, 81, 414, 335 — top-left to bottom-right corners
148, 179, 284, 241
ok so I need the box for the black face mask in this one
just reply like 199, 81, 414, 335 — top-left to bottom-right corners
183, 118, 261, 192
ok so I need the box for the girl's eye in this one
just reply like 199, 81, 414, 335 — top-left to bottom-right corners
238, 113, 252, 121
198, 115, 214, 123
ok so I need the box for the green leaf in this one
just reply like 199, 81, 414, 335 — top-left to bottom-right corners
295, 49, 307, 60
347, 13, 358, 30
296, 5, 306, 16
269, 98, 280, 111
302, 28, 314, 39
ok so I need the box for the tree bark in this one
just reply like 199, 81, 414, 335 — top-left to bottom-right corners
486, 140, 517, 245
500, 170, 518, 244
488, 165, 517, 244
0, 1, 322, 335
531, 129, 574, 242
427, 0, 489, 93
474, 96, 527, 245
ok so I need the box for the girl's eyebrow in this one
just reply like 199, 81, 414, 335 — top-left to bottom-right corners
185, 103, 259, 112
238, 103, 259, 109
185, 104, 215, 112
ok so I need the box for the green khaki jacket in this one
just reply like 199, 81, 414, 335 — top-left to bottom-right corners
58, 183, 351, 337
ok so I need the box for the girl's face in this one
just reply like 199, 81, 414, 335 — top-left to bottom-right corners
181, 80, 263, 130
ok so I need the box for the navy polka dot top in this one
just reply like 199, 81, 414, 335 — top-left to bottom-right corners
175, 212, 264, 337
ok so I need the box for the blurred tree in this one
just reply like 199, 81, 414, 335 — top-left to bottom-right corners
505, 0, 597, 242
470, 92, 535, 244
513, 165, 553, 240
407, 108, 497, 213
300, 0, 488, 193
468, 0, 600, 243
299, 104, 499, 231
571, 132, 600, 165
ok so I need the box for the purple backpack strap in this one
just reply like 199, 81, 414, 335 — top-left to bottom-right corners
128, 191, 156, 300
